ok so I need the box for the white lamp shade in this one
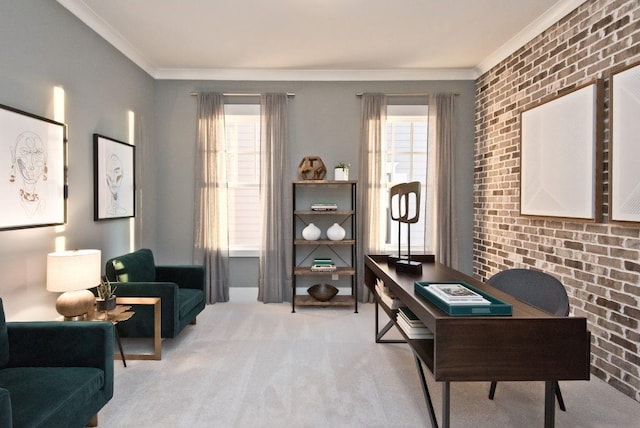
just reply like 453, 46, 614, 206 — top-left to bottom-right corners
46, 249, 102, 292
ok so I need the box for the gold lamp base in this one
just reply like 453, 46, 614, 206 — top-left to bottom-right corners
56, 289, 96, 320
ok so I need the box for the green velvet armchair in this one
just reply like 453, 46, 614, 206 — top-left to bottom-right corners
104, 248, 206, 338
0, 297, 114, 428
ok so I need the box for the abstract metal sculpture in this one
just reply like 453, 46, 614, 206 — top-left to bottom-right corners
389, 181, 422, 274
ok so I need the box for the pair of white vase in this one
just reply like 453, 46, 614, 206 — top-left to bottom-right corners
302, 222, 346, 241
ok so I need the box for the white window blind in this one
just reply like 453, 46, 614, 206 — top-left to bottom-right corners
384, 105, 434, 254
225, 104, 260, 255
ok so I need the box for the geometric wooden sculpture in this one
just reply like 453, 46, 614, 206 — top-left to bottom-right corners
298, 156, 327, 180
389, 181, 422, 274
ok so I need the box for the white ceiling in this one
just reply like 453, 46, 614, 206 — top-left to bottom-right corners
57, 0, 586, 81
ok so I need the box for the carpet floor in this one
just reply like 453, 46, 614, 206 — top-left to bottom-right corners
100, 290, 640, 427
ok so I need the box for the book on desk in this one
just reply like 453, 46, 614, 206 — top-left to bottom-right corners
415, 281, 512, 316
396, 306, 434, 339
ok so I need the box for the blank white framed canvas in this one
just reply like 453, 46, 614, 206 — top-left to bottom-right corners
520, 82, 601, 220
610, 61, 640, 223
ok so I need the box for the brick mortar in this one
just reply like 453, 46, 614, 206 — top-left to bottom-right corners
474, 0, 640, 402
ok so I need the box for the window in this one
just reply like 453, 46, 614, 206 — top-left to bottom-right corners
383, 105, 434, 254
224, 104, 260, 255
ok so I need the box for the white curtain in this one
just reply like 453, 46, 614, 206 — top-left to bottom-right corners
258, 93, 292, 303
194, 92, 230, 303
357, 93, 387, 303
430, 93, 458, 269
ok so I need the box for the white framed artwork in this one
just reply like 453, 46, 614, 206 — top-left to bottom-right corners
610, 61, 640, 223
93, 134, 135, 220
0, 104, 66, 230
520, 82, 602, 220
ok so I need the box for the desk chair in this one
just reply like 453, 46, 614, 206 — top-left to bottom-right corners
487, 268, 569, 411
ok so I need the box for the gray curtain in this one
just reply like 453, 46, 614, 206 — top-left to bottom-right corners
431, 93, 458, 268
258, 93, 292, 303
194, 92, 230, 303
357, 93, 387, 303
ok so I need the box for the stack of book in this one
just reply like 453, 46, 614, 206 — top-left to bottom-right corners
374, 278, 401, 309
424, 283, 491, 306
310, 202, 338, 211
396, 307, 433, 339
311, 258, 337, 272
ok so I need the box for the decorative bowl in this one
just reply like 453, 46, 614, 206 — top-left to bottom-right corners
307, 283, 339, 301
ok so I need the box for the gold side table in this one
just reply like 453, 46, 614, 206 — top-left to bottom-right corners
86, 303, 134, 367
114, 297, 162, 361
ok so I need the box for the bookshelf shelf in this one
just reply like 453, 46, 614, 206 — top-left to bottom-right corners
292, 180, 357, 313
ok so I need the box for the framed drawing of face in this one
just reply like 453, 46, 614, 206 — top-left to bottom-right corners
0, 103, 66, 231
94, 134, 135, 221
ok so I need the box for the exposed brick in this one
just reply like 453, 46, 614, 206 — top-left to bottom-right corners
474, 0, 640, 402
565, 241, 585, 250
611, 312, 639, 330
625, 260, 640, 272
596, 296, 621, 311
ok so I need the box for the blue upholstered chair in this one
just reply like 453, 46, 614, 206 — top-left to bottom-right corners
486, 268, 569, 411
104, 248, 206, 339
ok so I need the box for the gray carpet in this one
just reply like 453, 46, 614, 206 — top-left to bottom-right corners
100, 289, 640, 427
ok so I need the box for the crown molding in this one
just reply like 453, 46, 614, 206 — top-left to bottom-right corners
153, 68, 479, 81
57, 0, 156, 76
59, 0, 585, 82
476, 0, 587, 76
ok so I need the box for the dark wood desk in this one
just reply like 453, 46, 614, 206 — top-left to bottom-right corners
364, 255, 591, 428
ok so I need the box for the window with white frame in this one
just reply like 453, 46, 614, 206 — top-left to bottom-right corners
383, 104, 434, 254
224, 104, 260, 255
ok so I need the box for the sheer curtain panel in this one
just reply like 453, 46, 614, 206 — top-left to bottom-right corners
194, 92, 230, 303
430, 93, 458, 269
357, 93, 387, 303
258, 93, 292, 303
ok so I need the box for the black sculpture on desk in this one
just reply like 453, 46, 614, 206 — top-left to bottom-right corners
388, 181, 422, 274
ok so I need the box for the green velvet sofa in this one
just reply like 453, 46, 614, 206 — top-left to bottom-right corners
104, 248, 206, 338
0, 298, 114, 428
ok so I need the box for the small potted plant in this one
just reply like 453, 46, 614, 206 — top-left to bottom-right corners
96, 276, 117, 312
334, 162, 350, 181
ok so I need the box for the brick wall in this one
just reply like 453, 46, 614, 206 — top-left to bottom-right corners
474, 0, 640, 401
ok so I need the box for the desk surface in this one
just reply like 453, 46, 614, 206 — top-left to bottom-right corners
365, 255, 591, 382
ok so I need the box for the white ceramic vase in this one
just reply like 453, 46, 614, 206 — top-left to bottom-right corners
302, 223, 321, 240
327, 223, 346, 241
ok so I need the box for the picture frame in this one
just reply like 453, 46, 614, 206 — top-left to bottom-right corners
0, 103, 67, 231
609, 61, 640, 223
94, 134, 135, 220
520, 81, 603, 220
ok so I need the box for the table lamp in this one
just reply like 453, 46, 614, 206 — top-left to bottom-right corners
47, 249, 101, 320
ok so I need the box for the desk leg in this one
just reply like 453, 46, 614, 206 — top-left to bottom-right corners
442, 382, 450, 428
544, 381, 555, 428
375, 302, 405, 344
414, 352, 439, 428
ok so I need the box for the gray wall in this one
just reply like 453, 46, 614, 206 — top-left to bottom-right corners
154, 80, 476, 286
0, 1, 155, 319
0, 2, 475, 317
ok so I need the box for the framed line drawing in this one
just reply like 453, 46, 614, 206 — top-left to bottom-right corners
610, 61, 640, 223
0, 103, 66, 231
94, 134, 135, 220
520, 82, 602, 220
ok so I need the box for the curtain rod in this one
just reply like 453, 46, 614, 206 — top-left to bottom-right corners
190, 92, 295, 97
355, 92, 459, 97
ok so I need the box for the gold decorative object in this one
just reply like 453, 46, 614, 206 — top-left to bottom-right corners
298, 156, 327, 180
